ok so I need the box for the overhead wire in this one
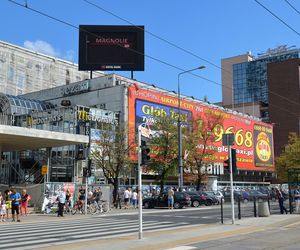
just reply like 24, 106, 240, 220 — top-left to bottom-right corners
254, 0, 300, 37
284, 0, 300, 15
6, 0, 300, 119
83, 0, 300, 109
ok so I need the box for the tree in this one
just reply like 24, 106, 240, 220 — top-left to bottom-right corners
183, 113, 224, 190
276, 133, 300, 183
146, 117, 178, 192
90, 123, 136, 204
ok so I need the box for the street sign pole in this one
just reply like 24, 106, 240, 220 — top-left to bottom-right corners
222, 133, 235, 225
228, 145, 235, 224
137, 125, 143, 239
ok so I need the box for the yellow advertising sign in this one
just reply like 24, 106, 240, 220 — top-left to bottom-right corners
41, 165, 48, 175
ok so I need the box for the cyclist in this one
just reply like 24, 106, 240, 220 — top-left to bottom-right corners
77, 186, 85, 209
93, 187, 102, 204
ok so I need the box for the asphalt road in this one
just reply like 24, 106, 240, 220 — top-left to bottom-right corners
107, 201, 284, 225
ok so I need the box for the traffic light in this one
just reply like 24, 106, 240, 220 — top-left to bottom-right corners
223, 148, 237, 173
83, 167, 87, 177
224, 158, 229, 168
141, 140, 150, 165
231, 148, 237, 173
87, 159, 92, 177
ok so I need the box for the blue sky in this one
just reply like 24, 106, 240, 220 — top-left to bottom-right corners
1, 0, 300, 103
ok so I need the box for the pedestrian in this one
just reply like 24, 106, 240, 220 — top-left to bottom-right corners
9, 188, 21, 222
57, 189, 66, 217
65, 189, 72, 205
132, 189, 138, 209
168, 187, 174, 209
124, 188, 130, 209
0, 200, 6, 222
128, 187, 132, 207
93, 187, 102, 204
20, 189, 30, 216
87, 188, 93, 205
77, 186, 85, 210
115, 188, 122, 209
294, 186, 300, 213
276, 187, 288, 214
4, 185, 12, 219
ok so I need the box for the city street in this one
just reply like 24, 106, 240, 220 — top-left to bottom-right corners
0, 201, 287, 249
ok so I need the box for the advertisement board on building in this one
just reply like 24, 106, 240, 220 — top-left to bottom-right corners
128, 85, 274, 171
79, 25, 144, 71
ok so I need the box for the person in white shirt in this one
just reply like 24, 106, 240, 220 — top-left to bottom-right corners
0, 200, 6, 222
132, 190, 138, 209
57, 190, 66, 217
124, 188, 130, 209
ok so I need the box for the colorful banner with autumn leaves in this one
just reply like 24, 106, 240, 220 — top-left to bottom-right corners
128, 85, 274, 171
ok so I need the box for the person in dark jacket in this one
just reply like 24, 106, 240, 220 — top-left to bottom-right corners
276, 187, 288, 214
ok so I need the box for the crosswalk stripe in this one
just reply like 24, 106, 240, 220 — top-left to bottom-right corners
0, 218, 187, 249
0, 220, 174, 240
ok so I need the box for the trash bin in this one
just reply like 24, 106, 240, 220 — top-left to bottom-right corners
258, 200, 270, 217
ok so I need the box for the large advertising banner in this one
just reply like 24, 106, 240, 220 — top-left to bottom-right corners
128, 85, 274, 171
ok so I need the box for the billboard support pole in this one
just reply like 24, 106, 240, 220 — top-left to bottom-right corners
137, 125, 143, 239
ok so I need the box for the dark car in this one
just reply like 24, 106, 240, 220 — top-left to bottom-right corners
234, 190, 268, 202
186, 191, 207, 207
201, 192, 219, 205
143, 191, 191, 209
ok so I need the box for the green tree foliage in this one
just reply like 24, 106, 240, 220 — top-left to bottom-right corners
90, 123, 135, 203
276, 133, 300, 183
146, 117, 178, 191
183, 113, 224, 190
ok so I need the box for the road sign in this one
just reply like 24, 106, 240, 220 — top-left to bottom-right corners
41, 165, 48, 175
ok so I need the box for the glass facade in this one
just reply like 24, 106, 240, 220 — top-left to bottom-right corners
233, 51, 299, 106
0, 93, 119, 184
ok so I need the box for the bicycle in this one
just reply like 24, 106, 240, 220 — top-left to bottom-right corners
64, 201, 73, 215
89, 200, 109, 214
71, 201, 85, 215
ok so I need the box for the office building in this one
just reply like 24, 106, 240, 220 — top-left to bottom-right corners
0, 40, 104, 96
221, 45, 300, 156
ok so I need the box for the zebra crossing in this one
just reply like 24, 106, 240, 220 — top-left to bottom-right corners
0, 216, 189, 249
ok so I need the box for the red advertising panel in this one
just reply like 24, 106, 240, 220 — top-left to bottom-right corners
128, 86, 274, 171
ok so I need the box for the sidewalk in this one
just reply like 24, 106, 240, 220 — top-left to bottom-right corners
20, 207, 300, 250
43, 214, 300, 250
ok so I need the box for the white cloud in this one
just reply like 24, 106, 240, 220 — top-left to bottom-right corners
23, 40, 75, 62
63, 50, 75, 62
24, 40, 60, 57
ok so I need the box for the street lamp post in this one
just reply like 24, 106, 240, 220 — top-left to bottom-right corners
177, 66, 205, 191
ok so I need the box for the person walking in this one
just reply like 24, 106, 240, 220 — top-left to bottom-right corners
168, 187, 174, 210
124, 188, 130, 209
132, 189, 138, 209
115, 188, 123, 209
57, 189, 66, 217
20, 189, 29, 216
294, 187, 300, 213
9, 189, 21, 222
0, 200, 6, 222
276, 187, 288, 214
4, 185, 12, 219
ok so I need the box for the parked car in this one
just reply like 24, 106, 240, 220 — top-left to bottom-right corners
204, 191, 224, 204
201, 192, 219, 205
143, 191, 191, 209
185, 191, 207, 207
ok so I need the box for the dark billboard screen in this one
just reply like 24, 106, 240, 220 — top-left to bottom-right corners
79, 25, 144, 71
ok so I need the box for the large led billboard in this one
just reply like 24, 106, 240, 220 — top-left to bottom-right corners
128, 86, 274, 171
79, 25, 144, 71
